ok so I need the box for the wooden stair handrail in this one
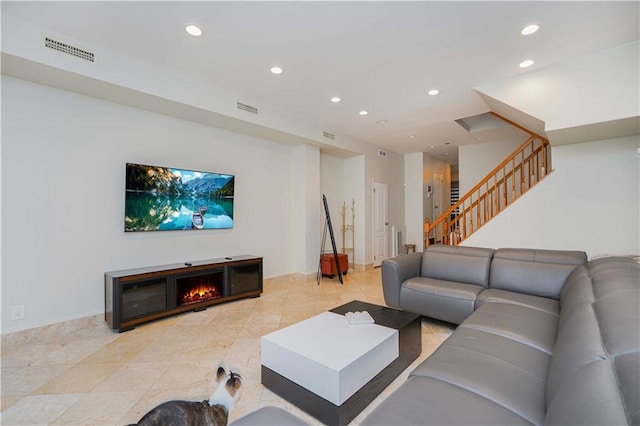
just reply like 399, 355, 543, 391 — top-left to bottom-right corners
425, 112, 551, 247
434, 134, 540, 222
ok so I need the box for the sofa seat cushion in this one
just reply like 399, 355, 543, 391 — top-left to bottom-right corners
615, 352, 640, 425
401, 277, 484, 324
544, 358, 631, 426
545, 303, 608, 404
410, 327, 549, 425
361, 376, 531, 426
476, 288, 560, 316
230, 406, 309, 426
413, 327, 551, 382
460, 303, 558, 354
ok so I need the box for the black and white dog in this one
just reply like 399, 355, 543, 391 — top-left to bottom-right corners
132, 366, 242, 426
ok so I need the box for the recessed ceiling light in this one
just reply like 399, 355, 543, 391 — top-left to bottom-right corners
377, 120, 388, 124
521, 24, 539, 36
185, 24, 203, 37
428, 89, 440, 96
519, 59, 534, 68
429, 145, 435, 149
330, 97, 341, 103
270, 66, 283, 75
408, 135, 416, 139
359, 110, 369, 116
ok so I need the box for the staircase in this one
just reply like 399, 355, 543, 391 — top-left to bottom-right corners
425, 112, 551, 247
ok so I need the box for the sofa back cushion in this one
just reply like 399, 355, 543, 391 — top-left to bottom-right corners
421, 245, 494, 287
544, 257, 640, 425
489, 248, 587, 299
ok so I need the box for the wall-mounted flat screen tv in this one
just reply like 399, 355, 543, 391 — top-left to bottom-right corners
125, 163, 234, 232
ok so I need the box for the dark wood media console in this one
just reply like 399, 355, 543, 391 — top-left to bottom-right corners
105, 255, 263, 332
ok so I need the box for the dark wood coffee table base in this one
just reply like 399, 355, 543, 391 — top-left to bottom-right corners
261, 300, 421, 426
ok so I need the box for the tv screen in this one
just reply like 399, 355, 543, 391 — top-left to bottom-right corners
125, 163, 234, 232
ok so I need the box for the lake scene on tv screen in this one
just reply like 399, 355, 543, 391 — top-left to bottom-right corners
125, 163, 234, 232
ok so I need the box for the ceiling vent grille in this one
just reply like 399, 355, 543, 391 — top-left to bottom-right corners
44, 37, 95, 62
236, 102, 258, 115
322, 131, 335, 140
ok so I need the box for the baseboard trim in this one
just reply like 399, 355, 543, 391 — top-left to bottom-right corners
2, 313, 106, 344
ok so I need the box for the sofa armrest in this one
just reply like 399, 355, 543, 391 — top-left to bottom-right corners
382, 252, 423, 308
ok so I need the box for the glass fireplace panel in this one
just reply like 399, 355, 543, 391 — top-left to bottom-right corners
176, 269, 224, 306
229, 263, 261, 295
121, 278, 168, 321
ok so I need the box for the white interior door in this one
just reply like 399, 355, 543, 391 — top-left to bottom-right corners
373, 181, 388, 267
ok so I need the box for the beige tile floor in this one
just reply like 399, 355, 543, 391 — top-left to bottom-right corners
1, 269, 454, 425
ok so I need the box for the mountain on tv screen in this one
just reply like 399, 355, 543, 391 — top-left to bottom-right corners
125, 163, 234, 232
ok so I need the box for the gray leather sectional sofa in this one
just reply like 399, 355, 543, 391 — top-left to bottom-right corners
361, 245, 640, 425
232, 245, 639, 425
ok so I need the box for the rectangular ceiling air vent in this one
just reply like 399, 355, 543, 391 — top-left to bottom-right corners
44, 37, 95, 62
322, 131, 335, 140
236, 102, 258, 115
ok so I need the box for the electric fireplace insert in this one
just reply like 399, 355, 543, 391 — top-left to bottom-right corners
176, 270, 223, 307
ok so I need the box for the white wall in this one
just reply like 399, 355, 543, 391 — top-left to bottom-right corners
475, 42, 639, 133
0, 76, 409, 333
320, 154, 347, 254
292, 145, 321, 275
404, 153, 424, 251
458, 138, 523, 195
463, 135, 640, 258
0, 76, 301, 333
344, 156, 366, 266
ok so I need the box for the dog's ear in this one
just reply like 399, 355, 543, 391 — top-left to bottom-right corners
226, 372, 242, 397
216, 366, 227, 383
208, 368, 242, 410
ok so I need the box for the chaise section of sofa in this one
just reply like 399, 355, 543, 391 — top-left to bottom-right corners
363, 252, 639, 425
384, 245, 494, 324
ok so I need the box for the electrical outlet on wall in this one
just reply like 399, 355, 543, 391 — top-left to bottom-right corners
11, 305, 25, 320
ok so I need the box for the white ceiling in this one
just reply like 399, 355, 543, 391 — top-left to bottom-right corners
2, 1, 639, 163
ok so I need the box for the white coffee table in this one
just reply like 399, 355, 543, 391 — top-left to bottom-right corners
261, 301, 421, 426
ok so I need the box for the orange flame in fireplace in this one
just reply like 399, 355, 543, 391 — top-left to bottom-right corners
181, 283, 221, 305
